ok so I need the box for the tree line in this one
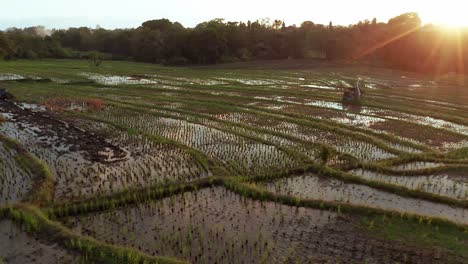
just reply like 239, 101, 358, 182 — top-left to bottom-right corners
0, 12, 466, 73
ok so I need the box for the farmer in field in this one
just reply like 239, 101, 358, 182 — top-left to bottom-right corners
342, 79, 363, 103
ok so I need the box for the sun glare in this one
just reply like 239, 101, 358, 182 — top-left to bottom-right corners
420, 1, 468, 28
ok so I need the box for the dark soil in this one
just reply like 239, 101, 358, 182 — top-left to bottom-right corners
0, 99, 126, 164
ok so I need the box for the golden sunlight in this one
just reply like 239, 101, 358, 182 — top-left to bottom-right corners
419, 0, 468, 28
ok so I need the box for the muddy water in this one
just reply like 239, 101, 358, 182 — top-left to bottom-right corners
0, 143, 34, 205
0, 220, 81, 264
351, 169, 468, 200
62, 187, 446, 264
93, 107, 298, 175
264, 174, 468, 225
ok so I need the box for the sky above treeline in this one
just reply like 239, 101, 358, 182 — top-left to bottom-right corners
1, 0, 464, 29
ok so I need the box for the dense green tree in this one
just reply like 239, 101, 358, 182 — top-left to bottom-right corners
0, 13, 467, 74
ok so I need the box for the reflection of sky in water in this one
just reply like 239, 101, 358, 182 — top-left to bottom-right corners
267, 173, 468, 225
351, 169, 468, 200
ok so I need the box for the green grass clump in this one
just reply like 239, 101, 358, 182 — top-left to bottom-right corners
362, 214, 468, 261
447, 147, 468, 160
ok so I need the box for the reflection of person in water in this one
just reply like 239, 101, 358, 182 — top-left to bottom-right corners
343, 102, 363, 113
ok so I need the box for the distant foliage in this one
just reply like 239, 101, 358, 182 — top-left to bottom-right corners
0, 13, 467, 73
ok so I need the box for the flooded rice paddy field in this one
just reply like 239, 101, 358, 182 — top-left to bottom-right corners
264, 173, 468, 225
1, 60, 468, 263
89, 107, 299, 175
350, 169, 468, 200
0, 101, 210, 201
0, 220, 81, 264
61, 187, 457, 264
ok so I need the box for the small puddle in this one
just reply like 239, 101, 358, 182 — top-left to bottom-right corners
80, 73, 157, 85
0, 73, 26, 81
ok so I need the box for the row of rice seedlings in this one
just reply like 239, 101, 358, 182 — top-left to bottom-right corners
0, 111, 208, 201
251, 93, 468, 143
54, 132, 209, 201
212, 118, 357, 169
0, 142, 34, 205
351, 100, 468, 138
224, 124, 322, 163
204, 97, 429, 154
367, 92, 468, 115
112, 94, 429, 162
90, 107, 298, 176
263, 173, 468, 225
117, 92, 427, 157
350, 169, 468, 200
258, 97, 467, 153
61, 187, 421, 264
0, 219, 82, 263
118, 96, 438, 169
214, 112, 396, 162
